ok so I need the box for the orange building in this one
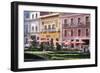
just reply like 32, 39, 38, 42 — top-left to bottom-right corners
39, 13, 61, 46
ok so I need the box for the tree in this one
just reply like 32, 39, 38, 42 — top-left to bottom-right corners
28, 39, 37, 51
56, 43, 61, 51
40, 42, 44, 51
50, 38, 54, 50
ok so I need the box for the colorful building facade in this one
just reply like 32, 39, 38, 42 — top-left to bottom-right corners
24, 11, 90, 50
39, 13, 61, 46
29, 12, 40, 45
24, 11, 41, 48
60, 13, 90, 49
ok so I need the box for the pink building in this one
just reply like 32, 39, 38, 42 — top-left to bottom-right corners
60, 13, 90, 49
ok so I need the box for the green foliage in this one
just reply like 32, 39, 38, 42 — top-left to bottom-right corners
56, 43, 61, 51
47, 53, 90, 59
31, 51, 90, 60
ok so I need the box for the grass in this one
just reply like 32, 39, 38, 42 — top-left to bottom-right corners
25, 50, 90, 60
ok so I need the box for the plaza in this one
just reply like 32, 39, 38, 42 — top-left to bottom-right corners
24, 12, 90, 61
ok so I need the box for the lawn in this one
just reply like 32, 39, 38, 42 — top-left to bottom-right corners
24, 51, 90, 61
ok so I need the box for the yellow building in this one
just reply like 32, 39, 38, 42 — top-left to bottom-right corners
39, 13, 61, 46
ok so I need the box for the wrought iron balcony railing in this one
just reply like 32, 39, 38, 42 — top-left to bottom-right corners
63, 22, 90, 28
41, 29, 59, 32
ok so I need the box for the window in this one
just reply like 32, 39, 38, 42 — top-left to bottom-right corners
36, 13, 37, 18
48, 25, 51, 29
86, 29, 89, 36
78, 29, 81, 36
64, 30, 67, 36
42, 22, 44, 25
44, 25, 47, 30
76, 39, 79, 41
32, 14, 34, 19
37, 37, 39, 40
64, 19, 67, 24
36, 26, 38, 32
86, 16, 89, 24
52, 24, 55, 29
78, 18, 81, 24
71, 30, 73, 36
56, 38, 59, 41
71, 39, 74, 41
71, 18, 73, 25
51, 38, 53, 41
32, 26, 34, 31
31, 36, 36, 40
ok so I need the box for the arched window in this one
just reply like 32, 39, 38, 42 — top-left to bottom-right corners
78, 18, 81, 24
78, 29, 81, 36
71, 30, 73, 36
71, 18, 74, 25
64, 19, 67, 24
32, 26, 34, 31
44, 25, 47, 30
48, 25, 51, 30
64, 30, 67, 37
52, 24, 55, 29
86, 16, 89, 25
86, 29, 89, 36
56, 38, 59, 41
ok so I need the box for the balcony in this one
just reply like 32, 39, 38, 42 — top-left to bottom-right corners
63, 24, 69, 27
63, 23, 77, 28
48, 29, 56, 32
63, 22, 90, 28
41, 29, 59, 33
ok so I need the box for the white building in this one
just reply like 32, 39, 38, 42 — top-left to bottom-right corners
30, 12, 40, 44
24, 11, 40, 48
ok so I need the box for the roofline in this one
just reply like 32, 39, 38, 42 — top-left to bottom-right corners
39, 13, 59, 18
